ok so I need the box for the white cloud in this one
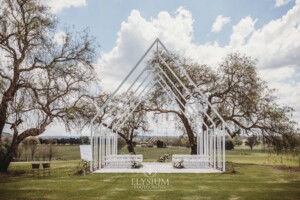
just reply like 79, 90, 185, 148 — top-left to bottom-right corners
98, 7, 196, 91
44, 0, 87, 13
238, 1, 300, 69
275, 0, 292, 7
259, 66, 295, 82
98, 3, 300, 125
211, 15, 231, 33
229, 16, 257, 47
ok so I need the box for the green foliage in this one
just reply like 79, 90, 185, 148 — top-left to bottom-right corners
74, 160, 90, 176
0, 138, 10, 160
117, 138, 127, 151
146, 51, 299, 153
166, 137, 190, 147
233, 136, 243, 146
0, 0, 98, 172
262, 134, 300, 154
225, 140, 234, 150
156, 140, 167, 148
21, 137, 40, 161
225, 162, 238, 174
245, 135, 260, 150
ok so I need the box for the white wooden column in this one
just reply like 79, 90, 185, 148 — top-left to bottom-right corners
98, 134, 102, 168
95, 131, 98, 169
210, 131, 213, 167
197, 133, 199, 155
213, 129, 216, 169
222, 124, 226, 172
218, 130, 221, 169
106, 133, 109, 158
101, 134, 105, 167
115, 134, 118, 154
199, 132, 202, 155
111, 133, 115, 155
93, 130, 97, 169
206, 130, 208, 156
204, 132, 206, 156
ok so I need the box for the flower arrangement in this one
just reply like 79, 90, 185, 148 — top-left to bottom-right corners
173, 160, 184, 169
131, 160, 143, 169
158, 153, 170, 162
74, 160, 90, 175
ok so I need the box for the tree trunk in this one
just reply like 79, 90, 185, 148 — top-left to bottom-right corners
190, 144, 197, 155
0, 154, 13, 173
179, 113, 197, 155
0, 120, 51, 173
0, 102, 8, 140
127, 141, 136, 154
0, 73, 20, 140
0, 143, 18, 173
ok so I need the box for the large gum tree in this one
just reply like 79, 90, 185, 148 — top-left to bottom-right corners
0, 0, 98, 172
142, 52, 299, 154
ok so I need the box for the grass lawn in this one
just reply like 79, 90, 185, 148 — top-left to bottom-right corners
120, 145, 300, 166
226, 145, 300, 167
0, 145, 300, 200
18, 145, 81, 161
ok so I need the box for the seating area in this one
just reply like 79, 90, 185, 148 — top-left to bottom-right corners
103, 154, 210, 169
105, 155, 143, 168
172, 155, 209, 168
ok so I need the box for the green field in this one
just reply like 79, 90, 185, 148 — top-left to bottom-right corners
37, 144, 299, 166
122, 145, 300, 166
0, 145, 299, 200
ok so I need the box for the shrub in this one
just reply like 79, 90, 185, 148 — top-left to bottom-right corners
245, 135, 260, 150
225, 140, 234, 150
156, 140, 166, 148
0, 138, 10, 160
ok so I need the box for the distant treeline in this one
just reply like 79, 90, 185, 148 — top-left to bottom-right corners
39, 136, 90, 145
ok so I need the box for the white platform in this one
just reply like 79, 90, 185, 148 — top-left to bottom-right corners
94, 162, 221, 173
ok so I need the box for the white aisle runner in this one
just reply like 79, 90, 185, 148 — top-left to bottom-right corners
94, 162, 221, 173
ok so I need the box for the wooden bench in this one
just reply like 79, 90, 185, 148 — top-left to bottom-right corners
172, 155, 209, 168
105, 155, 143, 168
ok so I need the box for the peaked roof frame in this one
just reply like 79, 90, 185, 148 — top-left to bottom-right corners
91, 38, 228, 132
90, 38, 227, 172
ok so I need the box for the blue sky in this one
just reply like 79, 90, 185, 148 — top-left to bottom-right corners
54, 0, 294, 51
41, 0, 300, 136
